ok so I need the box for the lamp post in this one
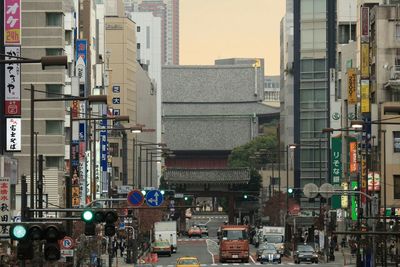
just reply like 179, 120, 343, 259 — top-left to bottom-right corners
286, 144, 297, 215
135, 142, 166, 188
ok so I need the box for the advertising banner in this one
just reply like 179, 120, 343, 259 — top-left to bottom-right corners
349, 142, 357, 173
6, 118, 20, 151
331, 137, 342, 209
4, 0, 21, 45
361, 7, 369, 42
347, 68, 357, 104
361, 80, 370, 113
361, 44, 369, 78
4, 46, 21, 115
351, 181, 358, 221
341, 182, 348, 209
368, 172, 380, 192
0, 177, 10, 237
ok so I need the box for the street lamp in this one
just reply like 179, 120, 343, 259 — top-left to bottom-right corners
135, 142, 167, 188
0, 54, 68, 69
286, 144, 297, 215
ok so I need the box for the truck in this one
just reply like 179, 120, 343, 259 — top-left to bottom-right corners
218, 225, 249, 263
261, 226, 285, 256
154, 221, 178, 253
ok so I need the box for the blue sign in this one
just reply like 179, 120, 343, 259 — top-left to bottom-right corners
127, 189, 144, 206
76, 39, 87, 64
145, 190, 164, 207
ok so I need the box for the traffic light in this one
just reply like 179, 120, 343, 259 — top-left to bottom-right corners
104, 211, 118, 237
81, 210, 119, 237
243, 194, 248, 199
288, 188, 294, 194
10, 223, 65, 261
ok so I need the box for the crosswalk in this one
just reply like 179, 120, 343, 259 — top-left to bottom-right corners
152, 263, 319, 267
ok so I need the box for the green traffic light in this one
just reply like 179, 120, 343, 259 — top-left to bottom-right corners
141, 190, 146, 196
288, 188, 293, 194
12, 225, 27, 240
161, 190, 165, 195
244, 195, 248, 199
184, 196, 188, 201
82, 210, 94, 222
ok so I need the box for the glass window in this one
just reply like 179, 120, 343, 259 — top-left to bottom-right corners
45, 156, 64, 169
113, 167, 119, 180
46, 84, 63, 98
46, 48, 63, 56
301, 60, 313, 72
109, 143, 119, 157
46, 13, 62, 26
314, 29, 326, 49
394, 175, 400, 199
396, 24, 400, 41
146, 26, 150, 49
137, 26, 141, 32
137, 43, 141, 49
301, 0, 313, 19
394, 131, 400, 153
45, 121, 63, 135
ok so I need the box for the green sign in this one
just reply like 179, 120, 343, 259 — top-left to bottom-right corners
331, 137, 342, 209
351, 181, 358, 220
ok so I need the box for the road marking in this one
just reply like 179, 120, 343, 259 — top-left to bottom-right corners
249, 255, 256, 264
206, 239, 217, 264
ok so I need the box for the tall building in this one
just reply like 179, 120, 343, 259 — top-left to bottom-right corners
292, 1, 336, 202
130, 0, 179, 65
16, 0, 78, 209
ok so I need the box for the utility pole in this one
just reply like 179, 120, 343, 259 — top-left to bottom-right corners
38, 155, 44, 218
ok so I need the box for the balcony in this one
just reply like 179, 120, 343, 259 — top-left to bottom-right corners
384, 66, 400, 101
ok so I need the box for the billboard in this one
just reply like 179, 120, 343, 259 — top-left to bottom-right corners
361, 7, 369, 42
361, 80, 370, 113
0, 177, 10, 237
347, 68, 357, 104
6, 118, 20, 151
4, 0, 21, 45
4, 46, 21, 115
361, 44, 369, 78
368, 172, 380, 192
349, 142, 357, 173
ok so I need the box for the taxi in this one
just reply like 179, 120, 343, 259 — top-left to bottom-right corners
176, 256, 201, 267
187, 226, 202, 238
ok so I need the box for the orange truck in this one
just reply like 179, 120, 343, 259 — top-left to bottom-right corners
218, 225, 249, 263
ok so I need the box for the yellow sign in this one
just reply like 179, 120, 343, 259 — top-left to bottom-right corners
347, 68, 357, 104
341, 182, 348, 208
72, 197, 80, 207
361, 80, 370, 113
72, 186, 80, 207
361, 44, 369, 78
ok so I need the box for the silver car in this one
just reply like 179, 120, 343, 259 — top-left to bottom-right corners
256, 243, 276, 261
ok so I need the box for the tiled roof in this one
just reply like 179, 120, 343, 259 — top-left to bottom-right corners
164, 168, 250, 184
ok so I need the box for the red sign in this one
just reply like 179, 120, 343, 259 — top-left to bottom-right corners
127, 189, 144, 207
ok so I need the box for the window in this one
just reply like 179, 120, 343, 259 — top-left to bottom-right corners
137, 26, 141, 32
396, 24, 400, 41
46, 121, 63, 135
394, 131, 400, 153
46, 84, 63, 98
46, 13, 62, 26
137, 43, 141, 49
113, 167, 119, 180
109, 143, 119, 157
146, 26, 151, 49
46, 48, 63, 56
45, 156, 64, 169
394, 175, 400, 199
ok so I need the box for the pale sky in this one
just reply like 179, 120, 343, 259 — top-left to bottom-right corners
180, 0, 286, 76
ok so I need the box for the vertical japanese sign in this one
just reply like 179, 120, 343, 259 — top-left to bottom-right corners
349, 142, 357, 173
368, 172, 381, 192
71, 100, 80, 207
361, 155, 367, 204
6, 118, 20, 151
341, 182, 348, 209
331, 137, 342, 209
4, 46, 20, 115
361, 44, 369, 78
4, 0, 21, 45
100, 104, 108, 194
75, 40, 87, 84
347, 68, 357, 104
0, 177, 10, 237
361, 7, 369, 42
351, 181, 358, 221
361, 80, 370, 113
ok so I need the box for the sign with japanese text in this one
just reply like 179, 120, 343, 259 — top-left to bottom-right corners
361, 156, 367, 204
368, 172, 380, 192
6, 118, 20, 151
72, 186, 80, 208
347, 68, 357, 104
4, 46, 21, 115
101, 105, 108, 194
361, 44, 369, 78
361, 7, 369, 42
0, 177, 11, 237
341, 182, 348, 209
75, 39, 87, 64
331, 137, 342, 209
349, 142, 357, 173
361, 80, 370, 113
4, 0, 21, 45
351, 181, 358, 221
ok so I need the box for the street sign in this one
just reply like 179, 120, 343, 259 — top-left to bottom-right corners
145, 189, 164, 207
303, 183, 319, 198
60, 236, 74, 249
127, 189, 145, 207
118, 185, 133, 194
119, 222, 125, 230
60, 249, 74, 257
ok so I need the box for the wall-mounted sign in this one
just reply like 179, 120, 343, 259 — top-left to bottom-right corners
4, 46, 21, 115
349, 142, 357, 173
347, 68, 357, 104
0, 177, 10, 237
4, 0, 21, 45
361, 44, 369, 78
368, 172, 380, 192
112, 85, 120, 93
6, 118, 20, 151
361, 7, 370, 42
361, 80, 370, 113
112, 97, 120, 104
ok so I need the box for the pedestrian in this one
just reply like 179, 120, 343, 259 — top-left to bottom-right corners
390, 240, 396, 261
120, 238, 125, 257
112, 237, 118, 257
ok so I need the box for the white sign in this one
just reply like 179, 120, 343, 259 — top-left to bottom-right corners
6, 118, 21, 151
61, 249, 74, 257
4, 46, 21, 116
118, 185, 133, 194
76, 56, 86, 84
0, 177, 11, 238
61, 236, 74, 249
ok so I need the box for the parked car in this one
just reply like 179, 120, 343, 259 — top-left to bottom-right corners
188, 226, 202, 238
293, 244, 318, 264
176, 256, 201, 267
260, 246, 281, 264
151, 240, 172, 256
197, 224, 209, 236
256, 243, 276, 261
